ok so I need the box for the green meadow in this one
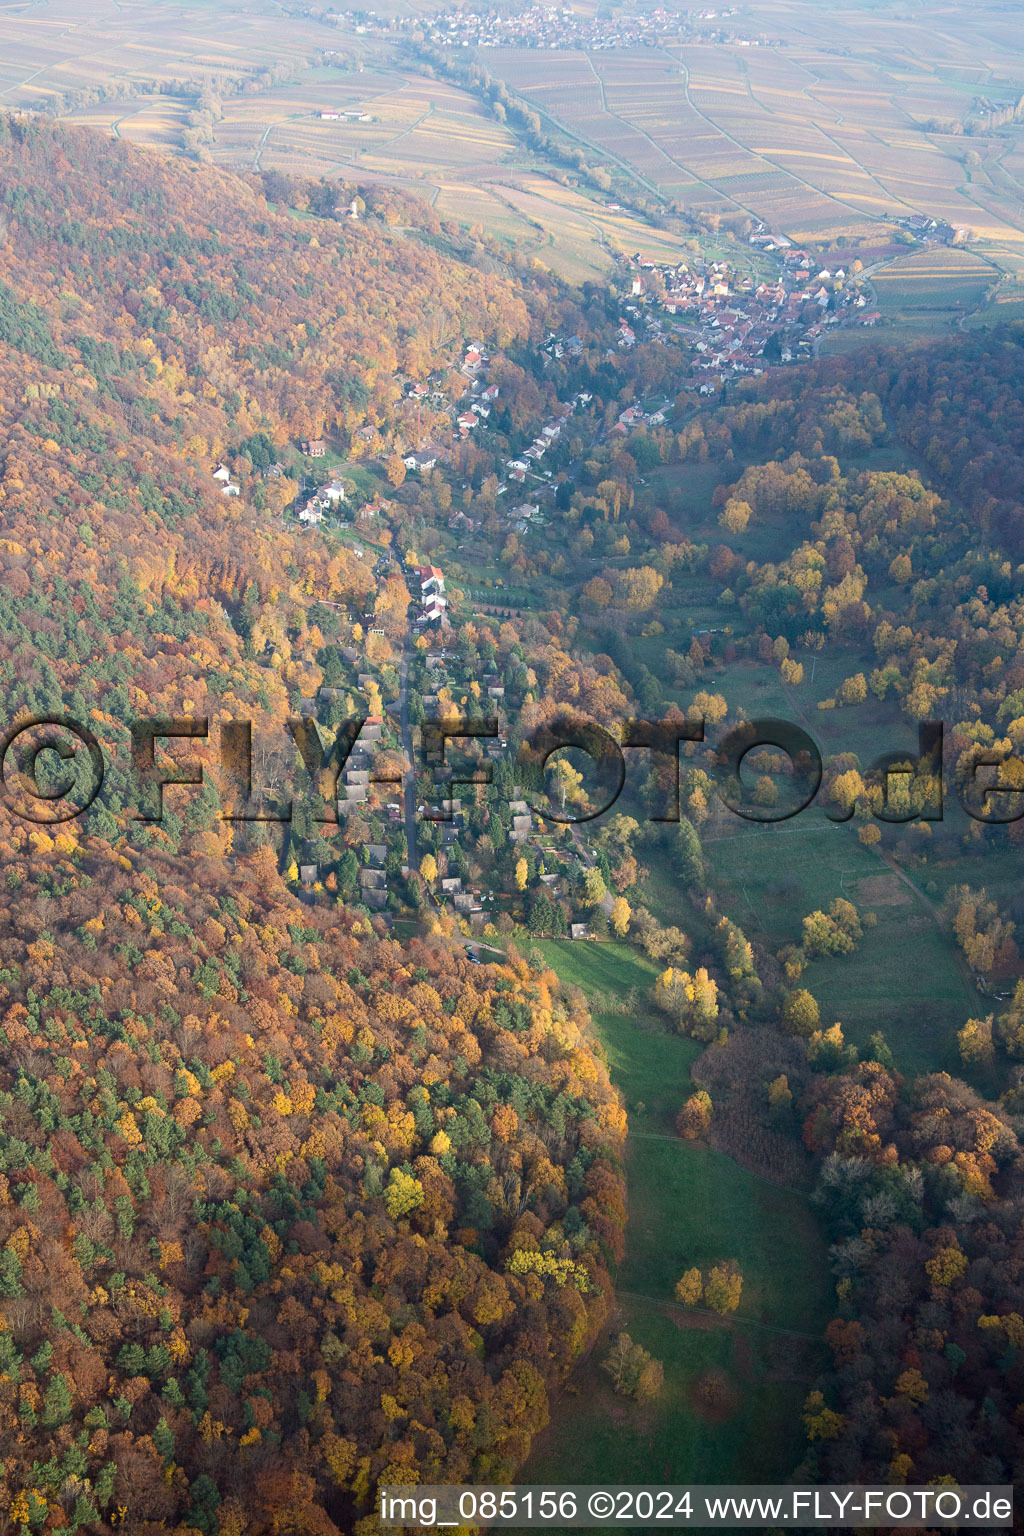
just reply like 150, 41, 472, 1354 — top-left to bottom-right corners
520, 942, 831, 1520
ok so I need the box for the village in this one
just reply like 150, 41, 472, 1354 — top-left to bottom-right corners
205, 333, 613, 940
326, 4, 755, 53
198, 220, 894, 941
209, 221, 885, 557
281, 538, 604, 945
291, 338, 593, 538
616, 231, 881, 384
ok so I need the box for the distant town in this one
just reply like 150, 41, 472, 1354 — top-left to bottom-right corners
326, 5, 766, 52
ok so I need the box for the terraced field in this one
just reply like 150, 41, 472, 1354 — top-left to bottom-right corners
476, 2, 1024, 266
10, 0, 1024, 285
871, 246, 999, 315
0, 0, 330, 110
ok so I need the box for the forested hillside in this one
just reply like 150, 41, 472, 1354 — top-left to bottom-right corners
545, 328, 1024, 1493
0, 118, 625, 1533
6, 103, 1024, 1528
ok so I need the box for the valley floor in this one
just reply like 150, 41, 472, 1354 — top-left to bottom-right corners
517, 942, 831, 1521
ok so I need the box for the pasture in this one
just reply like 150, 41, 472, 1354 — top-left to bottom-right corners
705, 816, 975, 1078
627, 439, 991, 1082
521, 946, 830, 1509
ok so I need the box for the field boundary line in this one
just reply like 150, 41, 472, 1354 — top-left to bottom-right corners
600, 47, 762, 219
812, 122, 921, 217
660, 46, 894, 235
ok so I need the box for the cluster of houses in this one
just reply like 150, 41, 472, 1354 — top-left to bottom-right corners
620, 238, 878, 382
213, 448, 356, 524
283, 342, 505, 530
456, 346, 501, 437
296, 706, 395, 910
212, 462, 241, 498
328, 711, 383, 815
614, 399, 669, 434
398, 346, 501, 470
411, 647, 604, 935
356, 844, 389, 909
894, 213, 970, 246
316, 107, 372, 122
338, 2, 757, 52
290, 559, 606, 937
408, 562, 449, 627
405, 379, 445, 408
298, 476, 347, 526
542, 332, 584, 362
301, 841, 387, 907
439, 869, 483, 921
428, 770, 594, 937
504, 500, 546, 533
274, 219, 882, 540
508, 796, 535, 844
401, 382, 447, 472
504, 396, 578, 486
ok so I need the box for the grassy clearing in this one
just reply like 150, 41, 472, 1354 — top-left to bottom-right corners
533, 938, 659, 1005
523, 1293, 820, 1511
704, 819, 973, 1077
818, 319, 955, 355
520, 941, 830, 1515
619, 1131, 830, 1333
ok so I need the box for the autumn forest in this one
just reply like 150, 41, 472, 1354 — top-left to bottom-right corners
1, 19, 1024, 1533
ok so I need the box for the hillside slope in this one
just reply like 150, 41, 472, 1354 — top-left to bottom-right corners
0, 117, 625, 1534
